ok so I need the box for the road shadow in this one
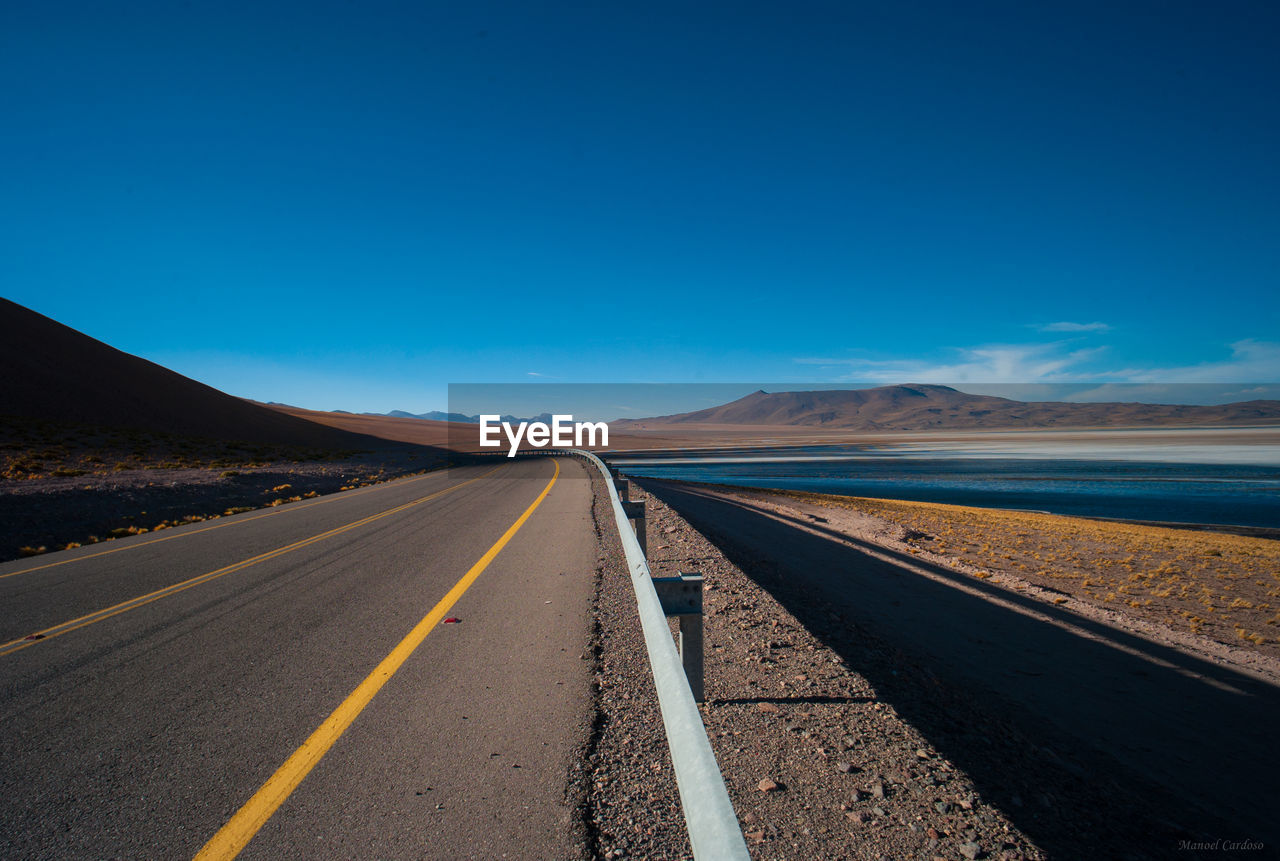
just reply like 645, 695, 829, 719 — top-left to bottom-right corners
641, 478, 1279, 860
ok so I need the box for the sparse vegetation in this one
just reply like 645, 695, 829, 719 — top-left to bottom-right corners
776, 488, 1280, 657
0, 415, 358, 481
0, 415, 447, 561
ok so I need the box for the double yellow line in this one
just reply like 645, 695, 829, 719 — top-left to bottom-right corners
0, 467, 500, 658
195, 459, 561, 860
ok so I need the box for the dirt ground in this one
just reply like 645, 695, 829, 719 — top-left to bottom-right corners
766, 489, 1280, 663
0, 416, 447, 560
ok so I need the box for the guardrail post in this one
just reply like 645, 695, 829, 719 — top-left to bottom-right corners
614, 477, 629, 500
679, 612, 704, 704
622, 499, 647, 557
652, 572, 705, 703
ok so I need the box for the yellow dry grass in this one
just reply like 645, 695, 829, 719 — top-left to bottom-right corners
776, 490, 1280, 656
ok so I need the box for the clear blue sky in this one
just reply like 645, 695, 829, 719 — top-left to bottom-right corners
3, 1, 1277, 412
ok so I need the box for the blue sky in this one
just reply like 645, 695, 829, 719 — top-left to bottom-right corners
3, 1, 1277, 412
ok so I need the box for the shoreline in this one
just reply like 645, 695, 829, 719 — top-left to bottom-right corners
601, 422, 1280, 454
625, 474, 1280, 540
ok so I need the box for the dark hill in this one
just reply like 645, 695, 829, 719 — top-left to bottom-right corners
0, 298, 386, 448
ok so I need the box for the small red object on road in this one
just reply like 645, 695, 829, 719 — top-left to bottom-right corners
443, 617, 461, 624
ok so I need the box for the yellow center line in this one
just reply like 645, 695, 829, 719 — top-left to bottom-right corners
193, 459, 560, 861
0, 466, 505, 658
0, 468, 454, 582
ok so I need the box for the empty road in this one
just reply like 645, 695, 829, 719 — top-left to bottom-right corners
1, 456, 599, 859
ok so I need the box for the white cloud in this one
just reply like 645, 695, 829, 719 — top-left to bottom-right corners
1037, 321, 1111, 333
1120, 340, 1280, 383
796, 339, 1280, 388
796, 343, 1109, 384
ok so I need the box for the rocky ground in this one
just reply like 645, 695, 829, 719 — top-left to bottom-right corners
581, 470, 1267, 860
583, 472, 1058, 860
579, 469, 691, 860
0, 417, 448, 560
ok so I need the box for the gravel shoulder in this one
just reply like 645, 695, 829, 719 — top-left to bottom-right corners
582, 468, 693, 860
586, 474, 1274, 860
586, 471, 1045, 861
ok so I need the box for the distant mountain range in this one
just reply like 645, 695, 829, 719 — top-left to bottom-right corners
11, 293, 1274, 443
610, 384, 1280, 431
368, 410, 556, 425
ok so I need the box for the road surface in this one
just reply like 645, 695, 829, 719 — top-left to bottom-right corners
1, 456, 598, 859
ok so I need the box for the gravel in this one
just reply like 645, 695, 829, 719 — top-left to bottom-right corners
583, 474, 1047, 860
580, 469, 692, 860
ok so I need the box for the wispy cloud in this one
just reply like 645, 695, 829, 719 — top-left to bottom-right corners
796, 339, 1280, 385
797, 343, 1108, 383
1117, 339, 1280, 383
527, 371, 546, 377
1036, 321, 1111, 333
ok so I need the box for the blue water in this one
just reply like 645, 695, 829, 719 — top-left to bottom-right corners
609, 441, 1280, 529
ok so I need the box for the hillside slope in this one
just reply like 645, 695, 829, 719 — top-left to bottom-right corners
0, 298, 382, 448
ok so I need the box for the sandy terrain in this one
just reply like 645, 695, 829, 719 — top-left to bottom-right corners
778, 491, 1280, 658
266, 403, 1280, 458
263, 403, 478, 448
262, 404, 825, 453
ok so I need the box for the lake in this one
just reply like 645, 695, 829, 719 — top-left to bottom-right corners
608, 428, 1280, 529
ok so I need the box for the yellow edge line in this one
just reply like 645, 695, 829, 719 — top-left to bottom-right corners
0, 466, 503, 658
0, 470, 447, 582
193, 459, 560, 861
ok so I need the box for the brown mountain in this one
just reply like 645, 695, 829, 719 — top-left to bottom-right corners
0, 298, 385, 448
612, 384, 1280, 431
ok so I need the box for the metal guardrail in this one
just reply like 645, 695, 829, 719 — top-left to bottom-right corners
550, 448, 751, 861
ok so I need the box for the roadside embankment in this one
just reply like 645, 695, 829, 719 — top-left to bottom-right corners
0, 417, 446, 560
608, 476, 1271, 859
738, 485, 1280, 667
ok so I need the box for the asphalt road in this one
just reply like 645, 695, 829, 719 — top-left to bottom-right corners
0, 456, 599, 860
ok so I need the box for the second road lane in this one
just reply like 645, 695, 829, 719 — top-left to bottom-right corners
0, 456, 600, 859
